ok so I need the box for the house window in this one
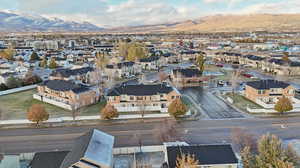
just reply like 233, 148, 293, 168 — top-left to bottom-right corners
137, 96, 143, 100
130, 96, 134, 100
258, 90, 265, 94
289, 89, 294, 94
171, 96, 175, 99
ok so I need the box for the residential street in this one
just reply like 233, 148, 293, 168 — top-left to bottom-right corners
180, 86, 245, 119
1, 117, 300, 154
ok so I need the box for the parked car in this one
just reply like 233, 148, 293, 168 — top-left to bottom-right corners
242, 73, 252, 78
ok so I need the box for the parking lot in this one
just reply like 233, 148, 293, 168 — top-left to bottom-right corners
181, 86, 246, 119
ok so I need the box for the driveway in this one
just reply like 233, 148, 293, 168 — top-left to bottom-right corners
180, 86, 245, 119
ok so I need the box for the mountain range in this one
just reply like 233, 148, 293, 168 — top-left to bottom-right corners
109, 14, 300, 33
1, 11, 300, 33
0, 11, 103, 32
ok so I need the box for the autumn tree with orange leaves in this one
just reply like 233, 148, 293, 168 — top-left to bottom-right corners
27, 104, 49, 126
168, 98, 188, 118
101, 104, 119, 120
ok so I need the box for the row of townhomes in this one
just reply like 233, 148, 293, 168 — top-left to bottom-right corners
214, 52, 300, 75
170, 68, 204, 87
29, 129, 239, 168
33, 67, 100, 110
244, 79, 300, 110
106, 83, 181, 113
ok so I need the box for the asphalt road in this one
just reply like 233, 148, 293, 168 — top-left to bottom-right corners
1, 117, 300, 154
181, 86, 245, 119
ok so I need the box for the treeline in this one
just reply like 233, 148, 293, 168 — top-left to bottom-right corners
118, 41, 148, 62
235, 38, 266, 43
0, 72, 42, 91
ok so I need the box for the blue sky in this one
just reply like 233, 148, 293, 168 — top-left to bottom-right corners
0, 0, 298, 27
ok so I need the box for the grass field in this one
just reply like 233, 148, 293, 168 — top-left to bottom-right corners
0, 89, 106, 120
225, 93, 262, 112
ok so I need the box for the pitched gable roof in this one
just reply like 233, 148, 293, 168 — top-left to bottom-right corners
166, 145, 238, 168
246, 80, 290, 90
51, 67, 94, 78
40, 80, 90, 93
30, 151, 69, 168
60, 129, 114, 168
173, 68, 201, 78
107, 83, 175, 96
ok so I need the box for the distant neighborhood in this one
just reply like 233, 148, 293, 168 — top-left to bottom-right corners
2, 31, 300, 168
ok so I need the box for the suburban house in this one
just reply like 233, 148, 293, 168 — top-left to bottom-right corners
50, 67, 98, 86
240, 55, 265, 68
214, 52, 242, 64
170, 68, 203, 87
139, 56, 160, 71
261, 58, 300, 76
245, 80, 296, 108
164, 144, 238, 168
106, 83, 181, 113
180, 50, 204, 62
105, 61, 141, 79
29, 129, 114, 168
34, 80, 99, 110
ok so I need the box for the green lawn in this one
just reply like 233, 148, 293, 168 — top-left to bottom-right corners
225, 93, 263, 112
0, 89, 106, 120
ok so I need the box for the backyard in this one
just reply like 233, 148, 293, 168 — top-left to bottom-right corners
0, 89, 106, 120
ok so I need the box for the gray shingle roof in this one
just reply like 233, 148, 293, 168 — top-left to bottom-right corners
60, 129, 114, 168
173, 68, 201, 77
40, 80, 90, 93
30, 151, 69, 168
166, 145, 238, 168
246, 80, 290, 90
107, 83, 174, 96
51, 67, 94, 78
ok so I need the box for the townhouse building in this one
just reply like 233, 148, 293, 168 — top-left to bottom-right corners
261, 58, 300, 76
106, 83, 181, 113
50, 67, 98, 86
170, 68, 203, 87
245, 80, 295, 107
34, 80, 99, 110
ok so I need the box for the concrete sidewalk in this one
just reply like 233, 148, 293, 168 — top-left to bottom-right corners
0, 113, 170, 125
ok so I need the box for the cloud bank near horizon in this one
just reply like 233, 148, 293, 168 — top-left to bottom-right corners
0, 0, 299, 27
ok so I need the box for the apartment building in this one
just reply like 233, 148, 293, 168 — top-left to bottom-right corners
245, 80, 295, 105
34, 80, 99, 110
170, 68, 203, 87
50, 67, 98, 86
106, 83, 181, 113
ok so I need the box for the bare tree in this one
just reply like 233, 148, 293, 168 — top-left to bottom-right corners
230, 69, 241, 94
155, 118, 178, 142
138, 97, 148, 121
158, 71, 168, 82
95, 52, 109, 99
0, 107, 2, 120
71, 108, 80, 121
231, 128, 257, 153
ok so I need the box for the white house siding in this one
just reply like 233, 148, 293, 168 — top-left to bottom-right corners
33, 94, 73, 110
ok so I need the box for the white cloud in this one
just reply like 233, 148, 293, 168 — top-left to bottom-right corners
239, 0, 300, 14
3, 0, 300, 27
